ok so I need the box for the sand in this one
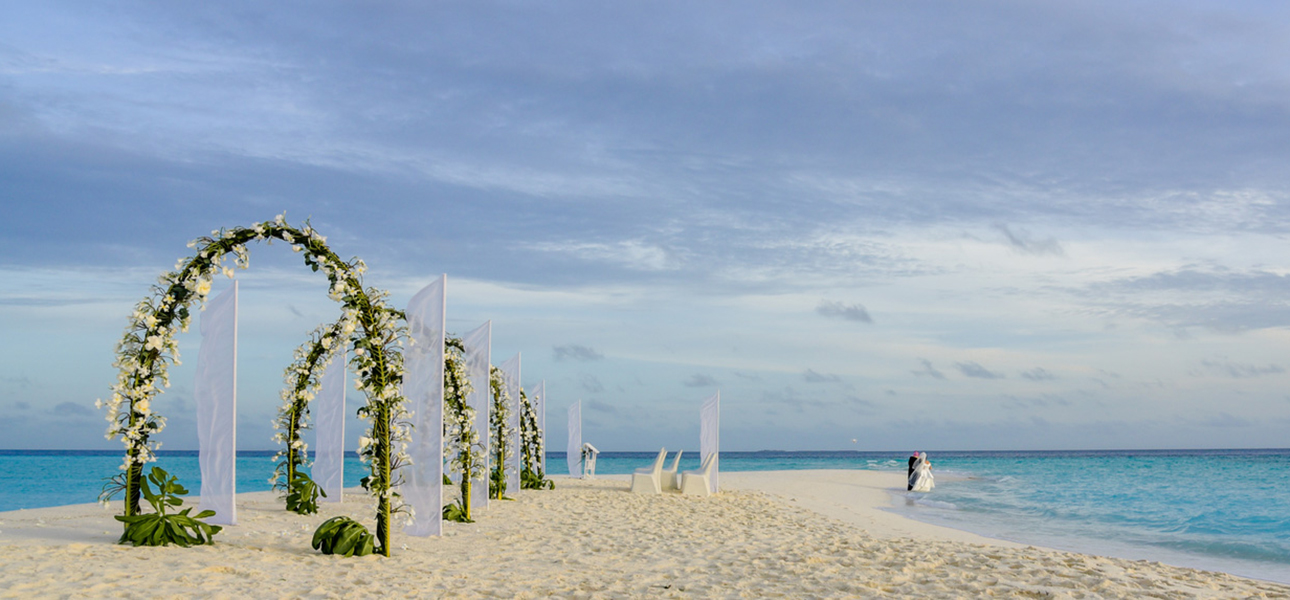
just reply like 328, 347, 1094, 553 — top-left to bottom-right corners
2, 469, 1287, 598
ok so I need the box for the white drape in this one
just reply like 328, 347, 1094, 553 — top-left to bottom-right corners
462, 321, 491, 511
403, 275, 446, 537
531, 381, 545, 473
313, 350, 345, 502
701, 391, 720, 493
500, 353, 521, 494
567, 401, 581, 477
196, 281, 237, 525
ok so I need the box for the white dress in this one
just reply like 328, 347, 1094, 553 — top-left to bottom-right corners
908, 458, 934, 492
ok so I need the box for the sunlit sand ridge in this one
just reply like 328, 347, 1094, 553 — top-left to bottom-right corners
1, 471, 1286, 598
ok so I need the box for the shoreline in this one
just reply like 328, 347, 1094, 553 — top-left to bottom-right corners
722, 469, 1290, 587
2, 471, 1288, 597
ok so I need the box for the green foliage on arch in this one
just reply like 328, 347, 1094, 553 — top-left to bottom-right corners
442, 336, 483, 522
520, 388, 553, 490
488, 365, 514, 500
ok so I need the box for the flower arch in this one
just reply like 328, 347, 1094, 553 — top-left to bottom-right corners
271, 316, 355, 514
101, 216, 409, 556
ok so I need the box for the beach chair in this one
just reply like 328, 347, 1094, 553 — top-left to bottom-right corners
630, 448, 667, 494
582, 443, 600, 479
660, 450, 683, 491
681, 453, 717, 496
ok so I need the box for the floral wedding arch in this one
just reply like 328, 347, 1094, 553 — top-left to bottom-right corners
100, 216, 410, 556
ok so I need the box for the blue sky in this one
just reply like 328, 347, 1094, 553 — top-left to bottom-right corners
4, 1, 1290, 451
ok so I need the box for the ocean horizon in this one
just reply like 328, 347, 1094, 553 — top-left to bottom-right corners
4, 447, 1288, 584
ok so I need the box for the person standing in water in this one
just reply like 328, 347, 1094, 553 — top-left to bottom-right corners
907, 452, 919, 490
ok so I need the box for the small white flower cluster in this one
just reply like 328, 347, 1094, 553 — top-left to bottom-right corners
489, 366, 515, 475
519, 388, 544, 474
99, 229, 238, 474
348, 291, 412, 516
444, 339, 484, 482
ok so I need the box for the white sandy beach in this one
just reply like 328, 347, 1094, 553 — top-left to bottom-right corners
1, 470, 1287, 599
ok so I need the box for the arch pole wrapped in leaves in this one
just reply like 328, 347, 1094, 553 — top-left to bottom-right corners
488, 365, 514, 500
519, 389, 552, 490
100, 216, 409, 556
442, 336, 483, 521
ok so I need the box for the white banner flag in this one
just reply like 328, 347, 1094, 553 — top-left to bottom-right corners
531, 381, 546, 473
462, 321, 491, 511
196, 281, 237, 525
567, 401, 581, 478
314, 350, 345, 502
403, 275, 446, 537
500, 353, 521, 494
701, 391, 720, 493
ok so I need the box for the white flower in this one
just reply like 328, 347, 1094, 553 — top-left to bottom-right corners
358, 436, 372, 450
195, 279, 212, 296
144, 335, 165, 352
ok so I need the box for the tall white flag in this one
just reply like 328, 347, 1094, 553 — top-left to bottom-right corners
701, 391, 720, 493
500, 354, 521, 494
567, 401, 581, 478
531, 381, 546, 473
461, 321, 491, 511
403, 275, 446, 537
196, 281, 237, 525
314, 351, 346, 502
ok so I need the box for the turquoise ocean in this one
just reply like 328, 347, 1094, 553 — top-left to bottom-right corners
3, 448, 1287, 584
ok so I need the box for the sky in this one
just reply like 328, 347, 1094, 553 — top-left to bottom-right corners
4, 1, 1290, 452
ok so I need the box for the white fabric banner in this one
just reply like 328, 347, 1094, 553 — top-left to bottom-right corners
313, 351, 346, 502
461, 321, 491, 511
701, 391, 720, 493
196, 281, 237, 525
531, 381, 545, 473
567, 401, 581, 478
500, 353, 521, 494
403, 275, 446, 537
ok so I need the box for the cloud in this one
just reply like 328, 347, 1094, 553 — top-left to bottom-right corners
911, 359, 946, 380
15, 401, 30, 410
955, 362, 1005, 379
1198, 359, 1285, 379
1020, 367, 1057, 381
1081, 267, 1290, 332
802, 369, 842, 383
993, 223, 1063, 256
761, 387, 829, 413
683, 374, 718, 388
732, 371, 762, 381
526, 240, 672, 272
51, 401, 93, 416
287, 304, 303, 317
579, 374, 605, 394
553, 344, 604, 362
585, 398, 619, 415
1199, 412, 1254, 428
843, 396, 879, 415
816, 300, 873, 323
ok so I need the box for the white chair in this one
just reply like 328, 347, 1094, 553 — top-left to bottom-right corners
581, 443, 600, 479
681, 453, 717, 496
630, 448, 667, 494
660, 450, 683, 491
